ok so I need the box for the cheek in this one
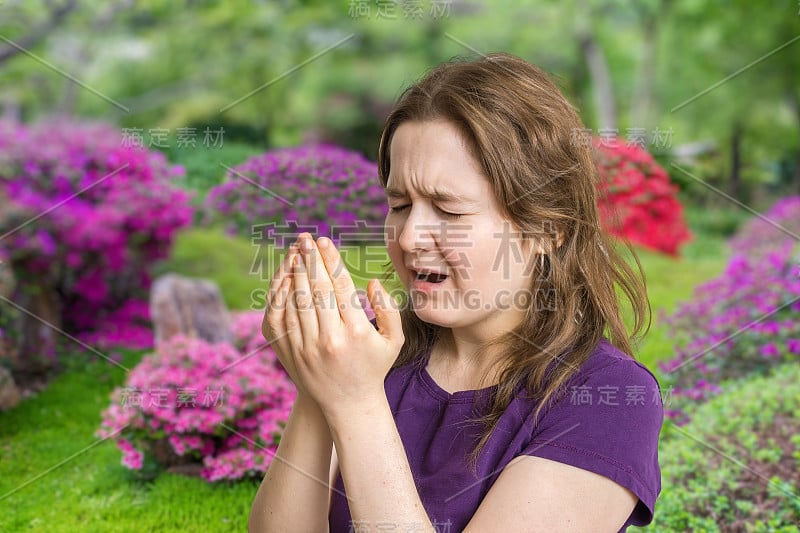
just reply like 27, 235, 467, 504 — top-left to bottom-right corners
385, 233, 404, 273
384, 213, 401, 244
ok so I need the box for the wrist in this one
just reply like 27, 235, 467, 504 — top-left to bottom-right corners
323, 393, 391, 432
290, 393, 330, 429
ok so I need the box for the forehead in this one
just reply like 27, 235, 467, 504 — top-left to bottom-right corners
385, 120, 488, 203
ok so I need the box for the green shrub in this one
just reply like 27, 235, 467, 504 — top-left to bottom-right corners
649, 363, 800, 531
682, 204, 750, 238
161, 141, 263, 198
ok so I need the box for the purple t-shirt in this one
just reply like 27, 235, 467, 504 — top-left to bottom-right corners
329, 324, 663, 532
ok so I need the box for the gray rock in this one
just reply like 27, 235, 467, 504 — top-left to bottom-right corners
150, 274, 233, 347
0, 366, 20, 410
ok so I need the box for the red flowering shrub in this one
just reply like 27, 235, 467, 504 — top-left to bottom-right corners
0, 119, 193, 346
97, 311, 296, 482
593, 139, 691, 256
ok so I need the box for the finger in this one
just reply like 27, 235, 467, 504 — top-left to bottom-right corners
298, 234, 340, 335
266, 244, 299, 314
263, 249, 294, 347
292, 251, 319, 343
271, 276, 303, 383
285, 275, 304, 352
264, 276, 292, 355
317, 236, 365, 326
367, 278, 404, 343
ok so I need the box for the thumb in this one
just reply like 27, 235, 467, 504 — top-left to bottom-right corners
367, 279, 403, 341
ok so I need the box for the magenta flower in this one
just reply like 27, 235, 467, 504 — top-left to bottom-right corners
759, 343, 780, 358
0, 119, 194, 344
204, 144, 388, 245
660, 197, 800, 423
97, 310, 309, 482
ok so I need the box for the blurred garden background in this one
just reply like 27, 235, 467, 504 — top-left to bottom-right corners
0, 1, 798, 531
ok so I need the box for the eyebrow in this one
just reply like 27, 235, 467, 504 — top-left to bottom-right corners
385, 185, 476, 204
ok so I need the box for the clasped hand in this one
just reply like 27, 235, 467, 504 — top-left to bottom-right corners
261, 233, 404, 418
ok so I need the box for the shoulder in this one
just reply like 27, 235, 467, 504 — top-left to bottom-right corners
531, 338, 664, 457
516, 338, 664, 527
552, 338, 663, 415
576, 338, 661, 387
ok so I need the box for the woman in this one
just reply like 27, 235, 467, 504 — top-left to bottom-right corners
251, 53, 663, 532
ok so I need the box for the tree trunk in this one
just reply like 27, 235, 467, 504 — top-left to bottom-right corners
579, 30, 617, 131
12, 282, 63, 378
631, 0, 673, 129
794, 149, 800, 196
729, 122, 743, 200
788, 91, 800, 194
0, 0, 77, 65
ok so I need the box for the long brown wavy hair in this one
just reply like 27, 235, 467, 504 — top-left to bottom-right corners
376, 53, 650, 470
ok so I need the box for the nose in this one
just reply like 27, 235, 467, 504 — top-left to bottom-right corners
395, 206, 439, 254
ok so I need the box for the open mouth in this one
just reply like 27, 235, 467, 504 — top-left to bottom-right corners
415, 272, 448, 283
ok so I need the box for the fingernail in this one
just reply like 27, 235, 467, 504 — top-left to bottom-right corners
300, 238, 312, 252
318, 237, 329, 249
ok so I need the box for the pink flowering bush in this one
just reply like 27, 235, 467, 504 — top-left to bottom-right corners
204, 144, 388, 241
659, 198, 800, 424
74, 299, 154, 351
0, 119, 193, 346
97, 310, 296, 482
593, 139, 692, 256
729, 196, 800, 260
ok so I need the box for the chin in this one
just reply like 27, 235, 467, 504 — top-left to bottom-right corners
410, 304, 459, 327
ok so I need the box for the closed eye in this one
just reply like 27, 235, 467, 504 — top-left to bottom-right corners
388, 205, 464, 220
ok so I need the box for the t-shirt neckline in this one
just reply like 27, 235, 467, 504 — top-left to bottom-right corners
416, 342, 500, 403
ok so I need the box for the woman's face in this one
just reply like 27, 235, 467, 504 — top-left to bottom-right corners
385, 120, 541, 333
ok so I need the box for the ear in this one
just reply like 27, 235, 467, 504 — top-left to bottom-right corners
542, 221, 565, 250
554, 231, 565, 249
521, 237, 547, 258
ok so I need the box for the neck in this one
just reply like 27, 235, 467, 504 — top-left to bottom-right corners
431, 327, 504, 384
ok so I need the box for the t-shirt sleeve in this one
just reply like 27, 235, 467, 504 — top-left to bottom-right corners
519, 358, 664, 528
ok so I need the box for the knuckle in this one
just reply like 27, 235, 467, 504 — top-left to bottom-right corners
262, 315, 277, 335
321, 335, 344, 354
394, 336, 406, 351
294, 289, 314, 309
264, 311, 282, 331
350, 324, 368, 338
332, 275, 351, 293
312, 288, 332, 308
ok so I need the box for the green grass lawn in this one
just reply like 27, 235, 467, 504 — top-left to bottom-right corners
628, 230, 731, 372
0, 349, 260, 532
0, 226, 731, 531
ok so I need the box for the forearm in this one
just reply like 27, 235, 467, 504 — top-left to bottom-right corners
248, 396, 333, 533
327, 397, 435, 532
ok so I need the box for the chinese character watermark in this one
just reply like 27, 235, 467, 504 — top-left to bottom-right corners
119, 386, 226, 408
569, 384, 673, 407
571, 127, 674, 150
348, 0, 452, 20
120, 126, 225, 149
